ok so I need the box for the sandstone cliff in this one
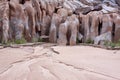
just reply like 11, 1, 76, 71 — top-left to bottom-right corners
0, 0, 120, 45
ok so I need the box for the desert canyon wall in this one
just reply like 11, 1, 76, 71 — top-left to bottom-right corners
0, 0, 120, 45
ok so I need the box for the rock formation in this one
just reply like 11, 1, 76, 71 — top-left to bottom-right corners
0, 0, 120, 45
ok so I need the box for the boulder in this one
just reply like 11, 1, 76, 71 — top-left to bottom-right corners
75, 5, 102, 15
94, 31, 112, 45
77, 32, 83, 41
57, 8, 68, 22
75, 7, 92, 15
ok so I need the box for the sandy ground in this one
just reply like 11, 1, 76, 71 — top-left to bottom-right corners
0, 44, 120, 80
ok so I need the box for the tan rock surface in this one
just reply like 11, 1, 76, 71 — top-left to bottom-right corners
0, 0, 120, 45
0, 45, 120, 80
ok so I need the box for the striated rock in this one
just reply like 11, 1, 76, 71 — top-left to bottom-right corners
68, 14, 79, 45
0, 1, 9, 43
112, 13, 120, 42
31, 0, 42, 32
9, 0, 26, 40
75, 5, 102, 15
24, 0, 36, 40
75, 7, 92, 15
57, 14, 79, 45
41, 15, 51, 36
101, 14, 113, 34
49, 13, 62, 43
89, 11, 102, 40
80, 13, 90, 42
0, 0, 120, 45
57, 22, 68, 45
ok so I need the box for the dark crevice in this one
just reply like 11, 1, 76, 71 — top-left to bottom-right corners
36, 30, 41, 36
98, 21, 102, 35
8, 0, 25, 4
112, 22, 115, 42
54, 8, 58, 13
66, 27, 71, 45
19, 0, 25, 4
89, 16, 92, 33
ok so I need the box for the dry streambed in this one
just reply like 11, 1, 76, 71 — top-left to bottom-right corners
0, 44, 120, 80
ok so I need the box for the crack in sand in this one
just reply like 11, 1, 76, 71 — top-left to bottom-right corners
0, 56, 46, 75
40, 66, 61, 80
57, 61, 120, 80
0, 46, 58, 75
0, 65, 13, 74
50, 48, 60, 54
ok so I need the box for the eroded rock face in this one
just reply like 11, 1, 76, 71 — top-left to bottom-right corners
57, 14, 79, 45
0, 0, 120, 45
88, 11, 101, 40
80, 14, 90, 42
112, 13, 120, 42
115, 0, 120, 6
49, 13, 62, 43
24, 0, 36, 40
0, 1, 9, 43
9, 0, 26, 40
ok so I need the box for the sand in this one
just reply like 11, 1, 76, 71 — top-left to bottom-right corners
0, 44, 120, 80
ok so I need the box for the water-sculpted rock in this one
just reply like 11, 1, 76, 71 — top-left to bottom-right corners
9, 0, 26, 40
112, 13, 120, 42
80, 13, 90, 42
49, 13, 62, 43
89, 11, 100, 40
0, 0, 120, 45
24, 0, 36, 41
57, 14, 79, 45
0, 1, 9, 43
